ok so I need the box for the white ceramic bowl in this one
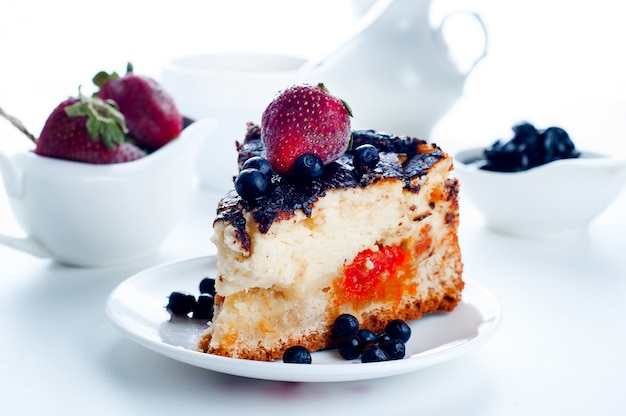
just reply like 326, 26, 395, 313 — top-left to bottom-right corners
0, 119, 217, 266
162, 52, 319, 192
453, 147, 626, 238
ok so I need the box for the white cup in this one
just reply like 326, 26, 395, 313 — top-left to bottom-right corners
162, 53, 317, 192
0, 119, 217, 267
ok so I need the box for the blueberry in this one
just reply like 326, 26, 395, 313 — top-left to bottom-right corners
377, 332, 392, 344
166, 291, 197, 316
541, 126, 579, 161
333, 314, 359, 338
294, 153, 324, 180
234, 168, 270, 200
483, 139, 525, 172
242, 156, 273, 180
512, 122, 540, 147
353, 144, 380, 174
379, 339, 406, 360
199, 277, 216, 296
385, 319, 411, 343
192, 294, 214, 320
360, 344, 389, 363
283, 346, 312, 364
337, 335, 362, 360
357, 329, 378, 347
512, 123, 543, 168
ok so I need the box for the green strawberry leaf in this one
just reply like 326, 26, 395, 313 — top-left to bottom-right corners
341, 99, 353, 117
347, 132, 354, 151
65, 92, 128, 150
92, 70, 120, 89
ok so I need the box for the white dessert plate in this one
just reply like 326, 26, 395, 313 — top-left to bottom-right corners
105, 256, 501, 382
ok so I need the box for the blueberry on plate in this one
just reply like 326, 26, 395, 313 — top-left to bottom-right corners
361, 344, 389, 363
283, 346, 312, 364
192, 294, 214, 320
337, 335, 361, 360
377, 332, 392, 344
385, 319, 411, 343
379, 338, 406, 360
166, 291, 197, 316
199, 277, 216, 296
333, 313, 359, 338
357, 328, 378, 348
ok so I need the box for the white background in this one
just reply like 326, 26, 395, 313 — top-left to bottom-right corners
1, 0, 625, 154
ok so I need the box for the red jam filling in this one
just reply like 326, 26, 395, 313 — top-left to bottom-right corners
336, 245, 412, 308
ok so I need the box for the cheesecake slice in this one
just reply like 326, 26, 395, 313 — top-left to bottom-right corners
198, 124, 464, 361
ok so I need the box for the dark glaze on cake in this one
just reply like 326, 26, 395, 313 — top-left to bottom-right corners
215, 123, 446, 251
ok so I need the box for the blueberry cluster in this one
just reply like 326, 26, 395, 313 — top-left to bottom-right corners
333, 314, 411, 363
481, 122, 580, 172
280, 314, 411, 364
234, 145, 381, 201
166, 277, 216, 320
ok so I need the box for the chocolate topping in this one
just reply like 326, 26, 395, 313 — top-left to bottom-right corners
215, 124, 446, 246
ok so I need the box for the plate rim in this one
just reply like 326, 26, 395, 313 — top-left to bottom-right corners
105, 255, 502, 382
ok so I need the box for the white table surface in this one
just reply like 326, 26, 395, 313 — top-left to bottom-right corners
2, 184, 626, 416
2, 1, 626, 415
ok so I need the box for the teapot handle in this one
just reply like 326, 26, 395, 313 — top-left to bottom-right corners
0, 152, 51, 258
436, 11, 489, 76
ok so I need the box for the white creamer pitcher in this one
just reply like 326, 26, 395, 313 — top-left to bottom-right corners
309, 0, 488, 138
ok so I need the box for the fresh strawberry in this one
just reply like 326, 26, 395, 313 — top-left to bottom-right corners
94, 63, 182, 151
261, 83, 352, 175
110, 142, 147, 163
35, 94, 128, 164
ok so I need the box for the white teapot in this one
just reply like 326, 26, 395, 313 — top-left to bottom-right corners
308, 0, 488, 138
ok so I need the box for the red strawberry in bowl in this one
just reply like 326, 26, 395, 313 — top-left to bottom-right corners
35, 94, 129, 164
109, 142, 147, 163
261, 83, 352, 175
94, 63, 183, 151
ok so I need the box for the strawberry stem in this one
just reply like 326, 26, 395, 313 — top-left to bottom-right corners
65, 92, 128, 150
0, 106, 37, 144
316, 82, 329, 93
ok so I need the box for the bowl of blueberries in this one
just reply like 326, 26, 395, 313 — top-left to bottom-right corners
454, 122, 626, 238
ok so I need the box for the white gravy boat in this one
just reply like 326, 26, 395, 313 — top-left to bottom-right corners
0, 119, 217, 267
